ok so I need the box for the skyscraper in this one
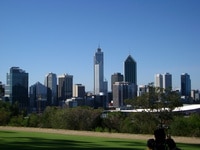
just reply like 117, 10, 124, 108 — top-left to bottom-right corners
163, 73, 172, 90
124, 55, 137, 96
181, 73, 191, 97
94, 47, 104, 95
58, 74, 73, 101
44, 73, 57, 106
124, 55, 137, 84
6, 67, 28, 109
155, 74, 163, 88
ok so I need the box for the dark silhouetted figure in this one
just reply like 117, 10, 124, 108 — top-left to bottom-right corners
147, 128, 181, 150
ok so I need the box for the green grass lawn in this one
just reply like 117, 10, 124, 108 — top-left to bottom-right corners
0, 130, 199, 150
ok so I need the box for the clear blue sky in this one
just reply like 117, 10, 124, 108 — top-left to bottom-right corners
0, 0, 200, 91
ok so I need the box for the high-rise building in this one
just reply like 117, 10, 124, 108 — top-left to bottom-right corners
124, 55, 137, 96
155, 74, 163, 88
58, 74, 73, 101
6, 67, 28, 109
94, 47, 105, 95
73, 84, 85, 98
113, 82, 136, 108
163, 73, 172, 90
30, 82, 47, 113
44, 73, 57, 106
181, 73, 191, 97
111, 73, 123, 91
124, 55, 137, 84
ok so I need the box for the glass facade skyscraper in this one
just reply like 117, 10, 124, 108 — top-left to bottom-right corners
58, 74, 73, 101
6, 67, 28, 109
124, 55, 137, 96
30, 82, 47, 113
44, 72, 57, 106
94, 47, 104, 95
124, 55, 137, 84
181, 73, 191, 97
163, 73, 172, 90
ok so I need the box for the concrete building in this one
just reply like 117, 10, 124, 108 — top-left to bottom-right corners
111, 73, 123, 92
138, 85, 148, 96
73, 84, 85, 98
113, 82, 136, 108
155, 74, 163, 88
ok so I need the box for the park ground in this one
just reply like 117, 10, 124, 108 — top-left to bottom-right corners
0, 126, 199, 144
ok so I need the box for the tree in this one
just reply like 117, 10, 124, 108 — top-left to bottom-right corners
125, 84, 182, 127
0, 101, 12, 125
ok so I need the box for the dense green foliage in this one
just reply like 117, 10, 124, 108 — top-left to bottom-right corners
0, 130, 200, 150
0, 100, 200, 137
40, 106, 102, 130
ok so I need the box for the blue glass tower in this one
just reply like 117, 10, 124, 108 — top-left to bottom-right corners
181, 73, 191, 97
7, 67, 28, 109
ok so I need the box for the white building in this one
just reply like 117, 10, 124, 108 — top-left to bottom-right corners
94, 47, 107, 95
155, 74, 163, 88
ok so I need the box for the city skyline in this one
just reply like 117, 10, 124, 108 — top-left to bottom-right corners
1, 0, 200, 91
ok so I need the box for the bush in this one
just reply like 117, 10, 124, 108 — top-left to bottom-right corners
8, 115, 28, 127
170, 114, 200, 137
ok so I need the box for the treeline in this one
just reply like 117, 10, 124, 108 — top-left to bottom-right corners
0, 101, 200, 137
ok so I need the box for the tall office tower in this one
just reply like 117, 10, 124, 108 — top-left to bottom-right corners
113, 82, 136, 108
44, 73, 57, 106
111, 73, 123, 91
124, 55, 137, 84
163, 73, 172, 90
94, 47, 104, 95
124, 55, 137, 96
6, 67, 28, 109
30, 82, 47, 113
181, 73, 191, 97
58, 74, 73, 101
155, 74, 163, 88
73, 84, 85, 98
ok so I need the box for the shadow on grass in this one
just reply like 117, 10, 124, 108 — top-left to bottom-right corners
0, 131, 145, 150
177, 143, 200, 150
1, 130, 199, 150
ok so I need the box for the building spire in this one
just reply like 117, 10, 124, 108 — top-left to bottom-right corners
97, 44, 101, 52
98, 43, 101, 49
